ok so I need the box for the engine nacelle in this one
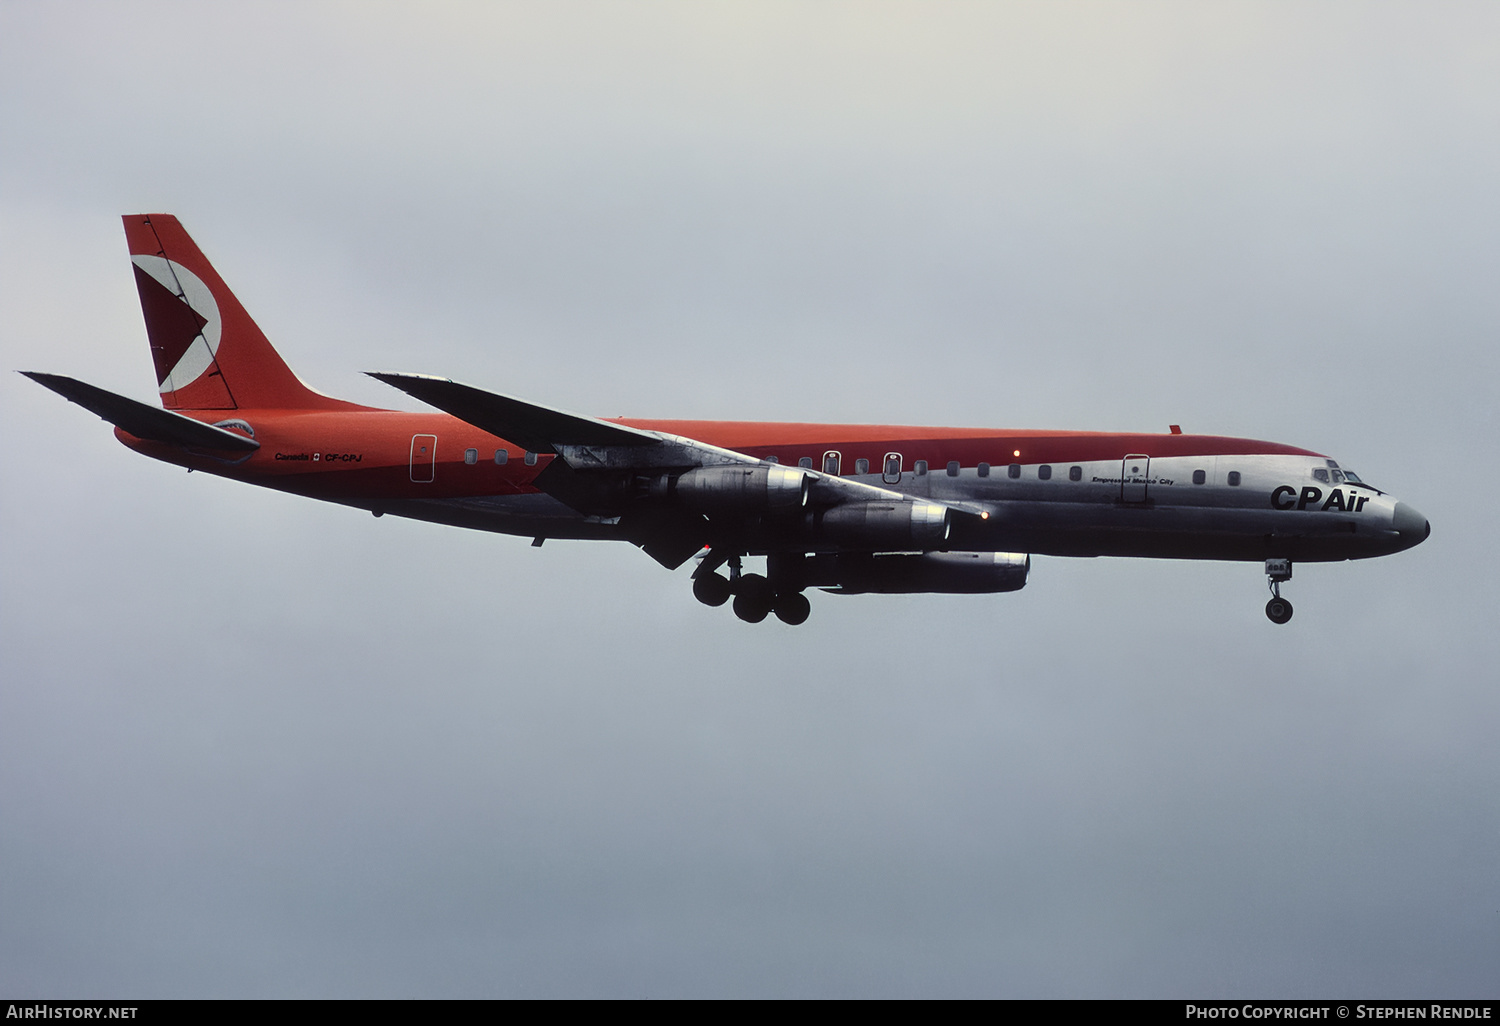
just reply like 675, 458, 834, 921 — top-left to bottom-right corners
651, 464, 809, 513
809, 500, 950, 549
815, 551, 1030, 594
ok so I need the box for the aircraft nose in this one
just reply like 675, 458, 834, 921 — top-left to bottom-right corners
1392, 502, 1431, 550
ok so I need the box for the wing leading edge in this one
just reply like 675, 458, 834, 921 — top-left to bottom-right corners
368, 373, 991, 567
365, 372, 658, 454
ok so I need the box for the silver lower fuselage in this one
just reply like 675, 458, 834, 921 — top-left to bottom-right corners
365, 451, 1429, 564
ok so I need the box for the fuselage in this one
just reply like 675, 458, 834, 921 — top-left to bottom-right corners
119, 408, 1430, 564
27, 214, 1429, 627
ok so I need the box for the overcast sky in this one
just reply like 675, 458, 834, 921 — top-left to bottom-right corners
2, 2, 1497, 998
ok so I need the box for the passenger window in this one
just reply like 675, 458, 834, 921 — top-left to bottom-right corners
798, 456, 813, 469
1008, 464, 1021, 479
978, 462, 990, 478
883, 453, 902, 483
464, 448, 478, 465
1227, 471, 1241, 486
855, 458, 869, 475
1192, 469, 1206, 485
946, 461, 960, 477
766, 455, 779, 464
494, 449, 508, 465
524, 451, 538, 466
1069, 466, 1082, 482
1312, 468, 1329, 483
823, 451, 842, 476
914, 460, 928, 476
1038, 465, 1052, 481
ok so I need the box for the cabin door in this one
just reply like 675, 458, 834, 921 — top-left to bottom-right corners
1121, 454, 1150, 502
410, 434, 437, 483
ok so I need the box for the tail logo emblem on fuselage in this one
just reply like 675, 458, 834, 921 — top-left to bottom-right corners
131, 255, 222, 394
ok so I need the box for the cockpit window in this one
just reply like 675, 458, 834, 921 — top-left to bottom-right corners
1336, 467, 1382, 492
1312, 468, 1329, 483
1330, 470, 1345, 484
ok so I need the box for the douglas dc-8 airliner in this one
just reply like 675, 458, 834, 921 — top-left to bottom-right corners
24, 215, 1429, 626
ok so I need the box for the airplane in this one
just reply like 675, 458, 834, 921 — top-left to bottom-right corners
22, 214, 1430, 626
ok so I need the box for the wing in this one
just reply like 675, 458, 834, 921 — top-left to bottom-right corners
369, 372, 988, 567
365, 372, 657, 453
22, 372, 260, 453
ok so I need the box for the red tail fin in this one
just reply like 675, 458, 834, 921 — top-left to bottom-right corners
123, 215, 356, 411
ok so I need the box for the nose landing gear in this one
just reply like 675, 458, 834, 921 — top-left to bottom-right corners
1265, 558, 1293, 624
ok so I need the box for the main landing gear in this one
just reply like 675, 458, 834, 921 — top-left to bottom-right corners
692, 554, 811, 625
1265, 558, 1293, 625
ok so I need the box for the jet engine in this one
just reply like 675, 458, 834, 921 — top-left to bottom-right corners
808, 500, 951, 549
650, 464, 809, 513
808, 551, 1030, 594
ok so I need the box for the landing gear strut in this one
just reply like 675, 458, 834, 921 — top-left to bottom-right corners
1265, 558, 1293, 624
691, 552, 812, 625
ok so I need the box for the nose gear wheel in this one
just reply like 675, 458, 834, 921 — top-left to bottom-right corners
1264, 559, 1294, 624
1265, 596, 1293, 624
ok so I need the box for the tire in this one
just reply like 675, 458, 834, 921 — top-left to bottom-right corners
733, 592, 771, 623
734, 573, 772, 601
731, 573, 774, 622
692, 573, 732, 607
773, 592, 811, 625
1265, 597, 1294, 624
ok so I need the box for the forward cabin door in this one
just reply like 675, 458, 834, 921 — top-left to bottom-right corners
410, 434, 437, 483
1121, 454, 1150, 502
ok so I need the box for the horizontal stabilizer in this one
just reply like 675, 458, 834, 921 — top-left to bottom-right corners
21, 372, 260, 452
367, 372, 658, 454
